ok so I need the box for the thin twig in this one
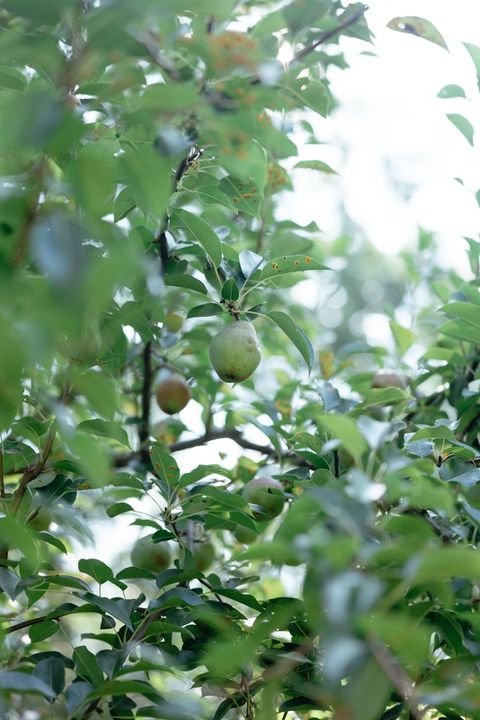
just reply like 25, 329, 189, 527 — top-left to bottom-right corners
294, 4, 369, 61
368, 637, 425, 720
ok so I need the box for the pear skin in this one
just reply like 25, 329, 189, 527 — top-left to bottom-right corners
209, 320, 261, 383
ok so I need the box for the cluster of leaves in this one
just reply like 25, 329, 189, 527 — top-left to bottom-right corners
1, 1, 480, 720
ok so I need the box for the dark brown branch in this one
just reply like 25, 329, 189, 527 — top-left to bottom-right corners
137, 154, 191, 459
250, 5, 368, 88
138, 341, 153, 463
5, 610, 66, 634
111, 428, 315, 470
294, 4, 369, 61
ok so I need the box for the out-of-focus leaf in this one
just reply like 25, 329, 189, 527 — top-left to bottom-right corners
464, 42, 480, 91
446, 113, 475, 146
317, 414, 368, 459
387, 16, 448, 50
268, 311, 314, 372
437, 84, 466, 99
389, 320, 415, 355
294, 159, 337, 174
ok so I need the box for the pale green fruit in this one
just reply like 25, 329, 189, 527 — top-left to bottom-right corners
192, 540, 215, 571
30, 507, 53, 532
209, 320, 261, 383
131, 535, 172, 572
164, 312, 184, 333
242, 477, 285, 519
156, 374, 191, 415
233, 524, 259, 545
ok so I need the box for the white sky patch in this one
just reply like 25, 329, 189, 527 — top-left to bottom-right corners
284, 0, 480, 273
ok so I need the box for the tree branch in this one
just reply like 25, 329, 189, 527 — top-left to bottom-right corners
368, 637, 425, 720
294, 4, 369, 61
138, 341, 153, 463
136, 150, 192, 459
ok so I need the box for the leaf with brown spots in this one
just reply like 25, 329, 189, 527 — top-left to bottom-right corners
150, 443, 180, 487
256, 255, 328, 282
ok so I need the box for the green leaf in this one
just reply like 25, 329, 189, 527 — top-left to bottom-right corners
219, 176, 263, 217
106, 502, 133, 518
284, 0, 329, 36
389, 320, 415, 356
150, 444, 180, 486
317, 414, 368, 459
446, 113, 475, 145
171, 209, 222, 268
214, 698, 238, 720
121, 149, 171, 218
296, 79, 332, 117
437, 84, 466, 99
73, 646, 104, 687
442, 301, 480, 327
29, 620, 59, 642
440, 319, 480, 344
361, 387, 411, 408
140, 82, 198, 111
164, 274, 208, 295
294, 159, 337, 174
78, 558, 114, 585
411, 548, 480, 582
387, 16, 448, 50
209, 586, 262, 611
257, 255, 327, 282
38, 531, 68, 554
78, 419, 130, 447
34, 657, 65, 696
268, 311, 314, 373
186, 303, 223, 318
221, 278, 239, 302
180, 464, 232, 487
464, 42, 480, 91
0, 66, 26, 91
0, 671, 56, 699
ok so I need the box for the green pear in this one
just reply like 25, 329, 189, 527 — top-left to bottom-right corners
155, 374, 192, 415
164, 312, 184, 333
233, 524, 259, 545
29, 507, 53, 532
192, 540, 215, 571
131, 535, 172, 572
209, 320, 261, 383
242, 477, 285, 519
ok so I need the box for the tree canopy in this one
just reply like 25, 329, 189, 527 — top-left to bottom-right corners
1, 1, 480, 719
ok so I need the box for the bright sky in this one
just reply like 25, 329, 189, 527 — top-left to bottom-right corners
283, 0, 480, 274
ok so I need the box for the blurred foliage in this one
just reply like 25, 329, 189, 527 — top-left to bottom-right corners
0, 1, 479, 720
